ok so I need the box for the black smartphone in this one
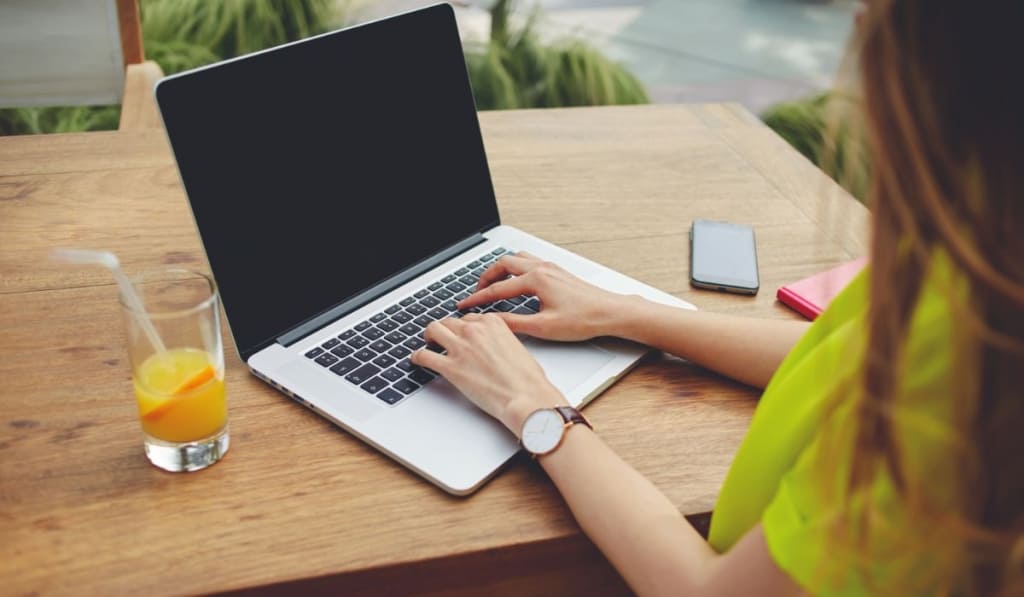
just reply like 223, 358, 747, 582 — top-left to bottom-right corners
689, 218, 759, 295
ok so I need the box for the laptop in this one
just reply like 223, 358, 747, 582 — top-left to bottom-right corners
155, 2, 694, 494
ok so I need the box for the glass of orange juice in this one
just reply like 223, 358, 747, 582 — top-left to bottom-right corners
121, 269, 228, 472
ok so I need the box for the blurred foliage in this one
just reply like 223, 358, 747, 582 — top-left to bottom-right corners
2, 0, 647, 135
762, 92, 870, 202
465, 0, 648, 109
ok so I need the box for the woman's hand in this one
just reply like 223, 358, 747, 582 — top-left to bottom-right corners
457, 251, 637, 341
410, 314, 567, 435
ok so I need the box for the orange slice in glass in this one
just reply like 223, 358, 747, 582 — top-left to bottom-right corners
140, 364, 216, 421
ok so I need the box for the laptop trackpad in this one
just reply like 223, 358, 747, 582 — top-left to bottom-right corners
522, 337, 615, 394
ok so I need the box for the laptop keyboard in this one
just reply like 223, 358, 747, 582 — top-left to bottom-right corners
301, 247, 541, 406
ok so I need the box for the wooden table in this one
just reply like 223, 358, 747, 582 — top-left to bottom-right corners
0, 104, 868, 595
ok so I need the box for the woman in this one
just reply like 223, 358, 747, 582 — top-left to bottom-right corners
410, 0, 1024, 594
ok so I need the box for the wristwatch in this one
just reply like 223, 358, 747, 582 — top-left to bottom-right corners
520, 406, 592, 457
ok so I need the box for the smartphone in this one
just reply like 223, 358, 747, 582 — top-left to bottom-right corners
689, 218, 759, 295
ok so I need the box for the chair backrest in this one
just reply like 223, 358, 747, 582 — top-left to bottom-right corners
0, 0, 143, 108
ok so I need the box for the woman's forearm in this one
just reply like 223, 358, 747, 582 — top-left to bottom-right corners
540, 425, 717, 595
610, 298, 810, 389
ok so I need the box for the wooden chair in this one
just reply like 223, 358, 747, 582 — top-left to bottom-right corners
0, 0, 164, 131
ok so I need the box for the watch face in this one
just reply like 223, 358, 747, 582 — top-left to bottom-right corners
521, 409, 564, 455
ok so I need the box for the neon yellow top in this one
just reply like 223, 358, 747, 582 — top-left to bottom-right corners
708, 255, 967, 594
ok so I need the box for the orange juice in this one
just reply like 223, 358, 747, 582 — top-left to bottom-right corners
133, 348, 226, 443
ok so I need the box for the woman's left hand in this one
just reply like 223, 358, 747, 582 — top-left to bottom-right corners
410, 313, 567, 435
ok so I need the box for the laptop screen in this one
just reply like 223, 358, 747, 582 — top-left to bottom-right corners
157, 5, 499, 356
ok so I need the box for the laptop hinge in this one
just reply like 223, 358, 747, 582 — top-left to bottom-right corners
276, 233, 488, 347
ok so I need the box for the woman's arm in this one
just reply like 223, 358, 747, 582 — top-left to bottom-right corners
411, 315, 800, 596
458, 253, 809, 389
610, 299, 810, 389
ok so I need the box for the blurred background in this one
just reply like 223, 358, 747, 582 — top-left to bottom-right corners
0, 0, 857, 192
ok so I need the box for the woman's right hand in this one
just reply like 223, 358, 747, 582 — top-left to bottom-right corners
456, 251, 638, 342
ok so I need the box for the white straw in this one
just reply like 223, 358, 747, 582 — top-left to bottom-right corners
52, 248, 167, 354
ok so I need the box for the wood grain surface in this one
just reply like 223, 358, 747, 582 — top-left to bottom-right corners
0, 104, 868, 595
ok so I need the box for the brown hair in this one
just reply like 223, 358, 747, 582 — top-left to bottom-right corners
824, 0, 1024, 594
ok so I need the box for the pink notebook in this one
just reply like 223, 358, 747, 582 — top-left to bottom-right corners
777, 258, 868, 320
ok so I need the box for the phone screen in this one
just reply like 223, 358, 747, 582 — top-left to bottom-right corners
690, 219, 759, 292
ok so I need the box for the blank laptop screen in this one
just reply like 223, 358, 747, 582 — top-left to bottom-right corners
157, 5, 499, 356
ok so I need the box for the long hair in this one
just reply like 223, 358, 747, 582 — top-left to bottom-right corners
821, 1, 1024, 594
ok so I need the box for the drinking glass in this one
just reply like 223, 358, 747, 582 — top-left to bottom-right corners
121, 269, 229, 472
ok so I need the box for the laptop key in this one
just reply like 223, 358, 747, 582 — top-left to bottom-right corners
377, 319, 398, 332
384, 304, 401, 315
481, 253, 496, 262
354, 320, 372, 332
441, 300, 458, 312
421, 295, 440, 308
305, 347, 324, 359
314, 353, 339, 367
396, 358, 415, 372
492, 247, 507, 255
388, 345, 411, 359
414, 288, 429, 299
392, 311, 412, 324
413, 314, 433, 327
346, 335, 370, 349
494, 300, 516, 312
428, 282, 443, 291
393, 378, 420, 394
507, 296, 526, 305
472, 268, 486, 277
384, 331, 407, 345
455, 267, 469, 276
362, 327, 385, 340
370, 313, 387, 323
329, 357, 360, 376
338, 329, 356, 340
377, 388, 404, 405
446, 281, 466, 293
425, 342, 445, 354
360, 377, 388, 394
511, 305, 534, 315
409, 369, 435, 384
459, 275, 477, 287
346, 363, 380, 385
398, 322, 420, 336
330, 345, 354, 358
381, 367, 404, 382
354, 348, 377, 362
403, 337, 426, 350
321, 338, 340, 349
441, 274, 456, 284
467, 260, 481, 269
373, 354, 396, 368
434, 288, 454, 300
455, 291, 471, 301
524, 297, 541, 312
399, 296, 416, 307
428, 307, 448, 320
368, 339, 392, 353
406, 303, 427, 315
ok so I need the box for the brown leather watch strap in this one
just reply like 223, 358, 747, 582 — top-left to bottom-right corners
554, 406, 593, 431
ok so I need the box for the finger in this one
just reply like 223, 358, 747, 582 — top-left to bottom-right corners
495, 312, 547, 336
423, 319, 459, 349
476, 255, 543, 290
458, 275, 534, 309
515, 250, 542, 261
410, 347, 449, 374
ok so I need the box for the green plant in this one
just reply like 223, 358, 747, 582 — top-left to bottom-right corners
762, 93, 870, 201
466, 0, 649, 110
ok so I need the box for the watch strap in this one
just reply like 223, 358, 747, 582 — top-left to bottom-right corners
554, 406, 592, 431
